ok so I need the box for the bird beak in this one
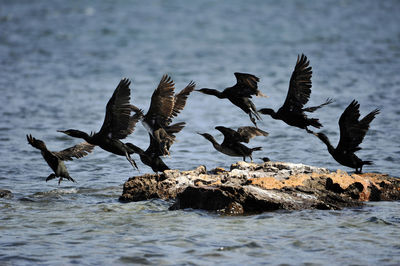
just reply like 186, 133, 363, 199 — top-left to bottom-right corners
57, 130, 67, 135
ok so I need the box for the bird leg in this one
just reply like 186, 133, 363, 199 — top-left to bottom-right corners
125, 151, 139, 170
249, 114, 258, 128
355, 166, 363, 174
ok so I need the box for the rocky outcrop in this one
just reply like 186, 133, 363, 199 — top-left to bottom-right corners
0, 189, 12, 198
119, 161, 400, 214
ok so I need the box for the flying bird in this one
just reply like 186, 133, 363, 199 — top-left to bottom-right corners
27, 134, 94, 184
58, 78, 143, 169
198, 126, 268, 161
258, 54, 332, 133
197, 72, 267, 127
313, 100, 379, 173
142, 75, 195, 156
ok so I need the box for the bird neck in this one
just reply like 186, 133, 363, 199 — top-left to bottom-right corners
200, 88, 225, 99
202, 134, 220, 147
316, 133, 335, 154
259, 108, 278, 119
69, 130, 91, 142
125, 142, 144, 155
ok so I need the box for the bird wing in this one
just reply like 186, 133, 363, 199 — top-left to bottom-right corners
54, 142, 95, 161
337, 100, 379, 153
144, 74, 175, 127
237, 126, 269, 143
215, 126, 242, 146
98, 78, 138, 139
280, 54, 312, 112
123, 107, 144, 138
223, 72, 265, 98
170, 81, 195, 119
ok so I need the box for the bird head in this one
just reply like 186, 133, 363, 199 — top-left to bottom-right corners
26, 134, 47, 150
197, 132, 215, 142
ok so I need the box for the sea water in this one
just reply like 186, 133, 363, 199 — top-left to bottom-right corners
1, 0, 399, 264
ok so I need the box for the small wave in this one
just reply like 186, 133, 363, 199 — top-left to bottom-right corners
33, 188, 79, 197
366, 216, 393, 225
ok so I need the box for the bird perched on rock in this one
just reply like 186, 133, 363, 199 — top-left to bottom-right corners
313, 100, 380, 173
26, 134, 94, 184
197, 72, 267, 127
58, 78, 143, 169
258, 54, 332, 133
141, 74, 195, 157
198, 126, 268, 161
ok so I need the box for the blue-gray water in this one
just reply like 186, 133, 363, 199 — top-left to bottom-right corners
1, 0, 400, 265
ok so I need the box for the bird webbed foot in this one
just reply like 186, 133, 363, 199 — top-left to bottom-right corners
249, 115, 258, 128
46, 173, 56, 182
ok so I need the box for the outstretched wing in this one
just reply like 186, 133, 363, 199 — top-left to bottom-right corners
281, 54, 312, 112
337, 100, 379, 153
123, 107, 144, 138
98, 78, 138, 139
215, 126, 242, 146
144, 74, 175, 126
223, 72, 265, 98
237, 126, 269, 143
170, 81, 195, 119
54, 142, 95, 161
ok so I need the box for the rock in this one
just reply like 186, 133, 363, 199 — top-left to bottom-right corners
0, 189, 12, 198
120, 161, 400, 214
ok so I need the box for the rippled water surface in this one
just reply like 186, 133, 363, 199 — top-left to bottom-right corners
1, 0, 400, 264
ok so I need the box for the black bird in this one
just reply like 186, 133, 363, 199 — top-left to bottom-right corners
27, 134, 94, 184
58, 78, 143, 169
198, 126, 268, 161
258, 54, 332, 133
126, 136, 170, 173
142, 74, 195, 156
197, 72, 267, 127
313, 100, 380, 173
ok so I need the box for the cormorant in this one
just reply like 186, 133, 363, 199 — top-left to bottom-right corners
313, 100, 380, 173
27, 134, 94, 184
126, 136, 170, 173
198, 126, 268, 161
258, 54, 332, 133
142, 74, 195, 156
58, 78, 143, 169
197, 72, 267, 127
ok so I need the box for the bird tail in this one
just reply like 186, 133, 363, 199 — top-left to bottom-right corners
362, 160, 373, 166
63, 174, 75, 184
251, 146, 262, 152
303, 98, 334, 113
167, 122, 186, 134
308, 118, 323, 129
